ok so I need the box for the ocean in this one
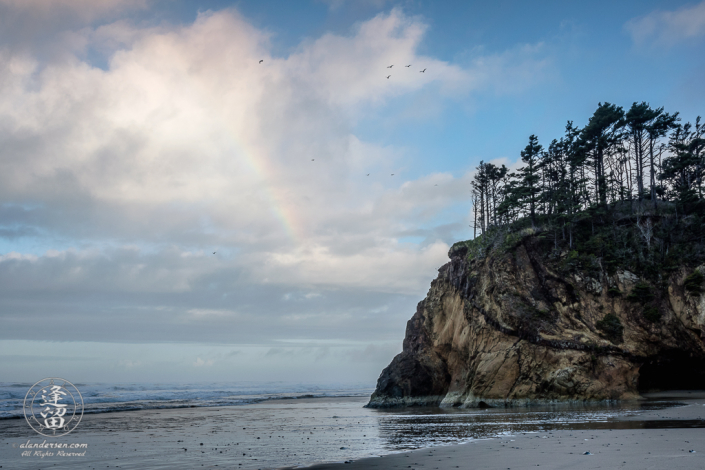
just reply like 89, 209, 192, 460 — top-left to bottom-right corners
0, 381, 374, 419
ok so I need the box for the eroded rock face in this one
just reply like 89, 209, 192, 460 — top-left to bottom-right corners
367, 238, 705, 408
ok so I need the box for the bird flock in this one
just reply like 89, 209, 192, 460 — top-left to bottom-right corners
256, 59, 428, 178
385, 64, 426, 79
258, 59, 427, 78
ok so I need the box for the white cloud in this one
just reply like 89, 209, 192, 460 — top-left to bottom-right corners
285, 8, 470, 108
188, 308, 237, 317
0, 0, 149, 60
266, 240, 449, 294
465, 42, 554, 95
193, 357, 214, 367
0, 0, 147, 19
118, 359, 142, 368
0, 7, 548, 350
0, 9, 469, 286
625, 1, 705, 46
318, 0, 392, 11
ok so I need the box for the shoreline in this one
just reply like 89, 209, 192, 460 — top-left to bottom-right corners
0, 392, 374, 421
2, 392, 704, 469
2, 390, 698, 420
284, 392, 705, 470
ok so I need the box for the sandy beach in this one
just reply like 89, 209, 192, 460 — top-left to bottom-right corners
1, 396, 381, 470
300, 427, 705, 470
299, 393, 705, 470
1, 393, 704, 469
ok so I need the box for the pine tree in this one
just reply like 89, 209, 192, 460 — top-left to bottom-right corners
467, 101, 702, 244
487, 163, 509, 226
662, 118, 705, 212
625, 102, 660, 201
472, 161, 489, 234
646, 111, 679, 208
517, 135, 543, 227
581, 103, 625, 207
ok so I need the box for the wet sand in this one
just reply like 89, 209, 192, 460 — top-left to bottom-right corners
0, 396, 381, 470
298, 393, 705, 470
1, 393, 704, 469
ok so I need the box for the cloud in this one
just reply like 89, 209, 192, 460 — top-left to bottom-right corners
188, 308, 237, 317
285, 8, 470, 108
625, 1, 705, 46
0, 0, 149, 61
465, 43, 554, 95
118, 359, 142, 368
0, 6, 547, 354
318, 0, 393, 11
193, 357, 214, 367
0, 0, 147, 19
266, 240, 448, 294
345, 342, 400, 363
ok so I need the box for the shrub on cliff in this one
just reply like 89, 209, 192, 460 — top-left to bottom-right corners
643, 306, 662, 323
596, 313, 624, 343
607, 287, 622, 298
684, 270, 704, 296
627, 282, 655, 304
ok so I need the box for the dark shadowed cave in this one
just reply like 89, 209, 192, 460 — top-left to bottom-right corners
638, 350, 705, 391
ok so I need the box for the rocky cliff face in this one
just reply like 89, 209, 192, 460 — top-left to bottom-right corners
368, 228, 705, 407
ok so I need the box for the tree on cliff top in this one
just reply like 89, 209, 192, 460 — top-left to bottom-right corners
471, 101, 703, 239
517, 134, 542, 227
581, 102, 624, 208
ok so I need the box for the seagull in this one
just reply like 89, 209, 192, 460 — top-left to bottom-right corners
311, 159, 315, 161
386, 75, 391, 79
405, 64, 411, 67
387, 65, 393, 68
420, 68, 426, 73
366, 174, 370, 176
259, 60, 263, 63
391, 173, 394, 176
213, 252, 216, 254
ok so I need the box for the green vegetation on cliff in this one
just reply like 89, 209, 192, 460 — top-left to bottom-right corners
454, 99, 705, 302
453, 202, 705, 286
451, 101, 705, 348
468, 101, 703, 247
451, 204, 705, 340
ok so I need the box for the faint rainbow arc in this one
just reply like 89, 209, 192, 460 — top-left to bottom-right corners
233, 139, 302, 243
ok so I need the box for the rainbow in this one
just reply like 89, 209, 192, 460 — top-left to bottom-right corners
234, 139, 303, 243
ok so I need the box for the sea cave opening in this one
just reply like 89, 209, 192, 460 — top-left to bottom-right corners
638, 350, 705, 392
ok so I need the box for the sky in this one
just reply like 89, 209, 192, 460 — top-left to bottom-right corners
1, 0, 704, 385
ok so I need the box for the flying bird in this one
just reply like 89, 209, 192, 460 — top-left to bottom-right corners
386, 75, 391, 79
213, 252, 216, 254
259, 60, 263, 63
391, 173, 394, 176
387, 65, 393, 68
311, 158, 314, 161
420, 68, 426, 73
366, 174, 370, 176
405, 64, 411, 67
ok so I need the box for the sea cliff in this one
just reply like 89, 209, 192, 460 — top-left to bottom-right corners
368, 215, 705, 407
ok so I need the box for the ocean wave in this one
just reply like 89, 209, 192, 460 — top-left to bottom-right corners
0, 382, 373, 419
